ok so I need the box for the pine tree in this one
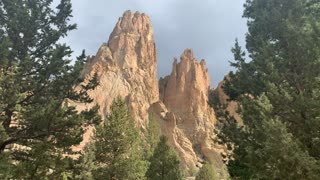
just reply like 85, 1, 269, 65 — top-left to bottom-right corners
74, 141, 96, 180
223, 95, 319, 179
0, 0, 100, 178
93, 97, 147, 180
145, 113, 161, 159
215, 0, 320, 179
146, 135, 183, 180
195, 162, 217, 180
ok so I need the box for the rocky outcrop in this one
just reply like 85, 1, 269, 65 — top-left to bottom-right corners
154, 50, 228, 177
149, 102, 199, 172
71, 10, 229, 178
159, 49, 214, 139
71, 10, 158, 128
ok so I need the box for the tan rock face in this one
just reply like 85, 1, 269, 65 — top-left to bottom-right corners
160, 49, 213, 138
72, 10, 158, 128
149, 101, 199, 171
155, 50, 227, 177
72, 10, 229, 178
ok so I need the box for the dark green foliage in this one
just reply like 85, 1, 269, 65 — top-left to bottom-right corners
93, 97, 147, 180
214, 0, 320, 179
0, 0, 100, 178
146, 135, 183, 180
74, 142, 96, 180
223, 95, 319, 179
145, 113, 161, 159
195, 163, 216, 180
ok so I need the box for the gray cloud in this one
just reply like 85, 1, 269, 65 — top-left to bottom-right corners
61, 0, 247, 87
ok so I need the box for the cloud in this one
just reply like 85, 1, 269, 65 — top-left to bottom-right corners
61, 0, 247, 87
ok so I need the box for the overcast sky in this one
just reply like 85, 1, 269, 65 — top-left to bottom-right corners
61, 0, 248, 87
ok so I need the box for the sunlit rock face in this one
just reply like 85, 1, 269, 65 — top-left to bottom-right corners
160, 49, 214, 139
155, 50, 227, 177
72, 10, 159, 128
71, 10, 229, 178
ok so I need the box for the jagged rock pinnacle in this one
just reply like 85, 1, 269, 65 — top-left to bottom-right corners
72, 10, 158, 127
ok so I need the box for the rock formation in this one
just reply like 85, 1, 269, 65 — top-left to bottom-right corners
153, 49, 227, 177
72, 10, 229, 178
159, 49, 213, 139
70, 10, 158, 128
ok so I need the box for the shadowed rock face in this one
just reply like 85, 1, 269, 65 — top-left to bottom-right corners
72, 10, 229, 178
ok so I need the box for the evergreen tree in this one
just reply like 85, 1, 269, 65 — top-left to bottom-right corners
146, 135, 183, 180
222, 95, 319, 179
195, 162, 216, 180
145, 113, 161, 159
74, 141, 96, 180
93, 97, 147, 180
215, 0, 320, 179
0, 0, 100, 178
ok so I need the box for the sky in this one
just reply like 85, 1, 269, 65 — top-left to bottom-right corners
60, 0, 248, 87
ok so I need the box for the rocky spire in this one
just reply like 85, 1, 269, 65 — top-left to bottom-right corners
155, 49, 228, 177
107, 10, 156, 71
160, 49, 213, 135
72, 10, 158, 128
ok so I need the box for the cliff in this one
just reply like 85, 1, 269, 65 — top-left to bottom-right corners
153, 49, 227, 177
